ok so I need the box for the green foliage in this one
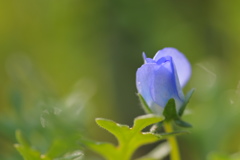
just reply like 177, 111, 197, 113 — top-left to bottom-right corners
15, 130, 51, 160
163, 99, 179, 121
179, 88, 195, 117
15, 130, 84, 160
207, 152, 240, 160
82, 114, 188, 160
0, 57, 93, 160
163, 98, 192, 128
2, 0, 240, 159
137, 89, 194, 129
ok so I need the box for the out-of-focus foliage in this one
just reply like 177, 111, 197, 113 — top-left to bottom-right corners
15, 130, 84, 160
207, 152, 240, 160
0, 55, 94, 159
1, 0, 240, 160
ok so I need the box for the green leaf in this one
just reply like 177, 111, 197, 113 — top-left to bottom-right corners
82, 114, 165, 160
137, 93, 153, 114
179, 88, 195, 116
163, 99, 179, 121
162, 98, 193, 128
81, 139, 117, 160
174, 119, 192, 128
160, 130, 190, 138
133, 114, 163, 132
15, 130, 52, 160
95, 118, 130, 146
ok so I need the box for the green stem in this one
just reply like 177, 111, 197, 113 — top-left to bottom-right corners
164, 121, 181, 160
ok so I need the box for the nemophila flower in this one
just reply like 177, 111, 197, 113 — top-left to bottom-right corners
136, 48, 191, 114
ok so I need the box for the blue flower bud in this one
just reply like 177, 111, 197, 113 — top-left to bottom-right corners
136, 48, 191, 114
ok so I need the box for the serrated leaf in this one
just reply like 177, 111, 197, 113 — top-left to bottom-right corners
138, 93, 153, 114
83, 115, 165, 160
133, 114, 163, 132
179, 88, 195, 116
163, 99, 179, 121
96, 118, 130, 146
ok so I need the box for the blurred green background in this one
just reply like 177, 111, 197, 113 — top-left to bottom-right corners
1, 0, 240, 160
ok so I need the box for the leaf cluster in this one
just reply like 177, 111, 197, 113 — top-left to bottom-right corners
81, 114, 188, 160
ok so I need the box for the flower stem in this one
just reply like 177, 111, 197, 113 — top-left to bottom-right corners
164, 121, 181, 160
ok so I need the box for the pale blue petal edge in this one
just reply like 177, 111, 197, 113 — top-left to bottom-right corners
153, 47, 191, 87
136, 63, 155, 107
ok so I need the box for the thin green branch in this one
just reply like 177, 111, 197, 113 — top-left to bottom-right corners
163, 121, 181, 160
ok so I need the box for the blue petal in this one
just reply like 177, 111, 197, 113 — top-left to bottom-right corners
136, 64, 156, 107
150, 57, 185, 111
153, 48, 191, 87
142, 52, 155, 63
